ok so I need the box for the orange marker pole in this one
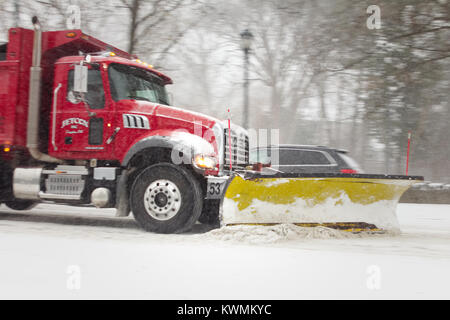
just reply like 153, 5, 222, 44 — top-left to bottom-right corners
406, 131, 411, 175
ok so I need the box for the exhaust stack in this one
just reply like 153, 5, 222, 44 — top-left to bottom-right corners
26, 16, 63, 164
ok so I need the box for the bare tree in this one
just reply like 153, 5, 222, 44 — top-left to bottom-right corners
117, 0, 186, 54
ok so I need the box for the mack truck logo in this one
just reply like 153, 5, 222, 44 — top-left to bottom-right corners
61, 118, 89, 129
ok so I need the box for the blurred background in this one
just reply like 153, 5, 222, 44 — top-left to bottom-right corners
0, 0, 449, 182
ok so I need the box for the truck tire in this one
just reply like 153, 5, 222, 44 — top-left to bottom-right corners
130, 163, 203, 234
0, 161, 35, 211
4, 200, 37, 211
198, 199, 220, 226
0, 160, 12, 202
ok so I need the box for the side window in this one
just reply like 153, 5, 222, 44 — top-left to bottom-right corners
279, 150, 331, 165
0, 43, 7, 61
67, 67, 105, 109
279, 150, 299, 165
300, 151, 331, 165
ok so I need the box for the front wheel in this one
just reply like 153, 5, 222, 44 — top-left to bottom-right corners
130, 163, 203, 234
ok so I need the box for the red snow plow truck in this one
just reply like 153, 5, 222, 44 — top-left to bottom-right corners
0, 18, 247, 233
1, 18, 423, 234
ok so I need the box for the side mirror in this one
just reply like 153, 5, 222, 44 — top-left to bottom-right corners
73, 65, 88, 93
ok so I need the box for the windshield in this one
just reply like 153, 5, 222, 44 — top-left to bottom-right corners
249, 148, 272, 164
108, 63, 169, 105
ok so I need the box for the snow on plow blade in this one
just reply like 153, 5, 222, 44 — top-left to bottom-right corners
221, 173, 424, 233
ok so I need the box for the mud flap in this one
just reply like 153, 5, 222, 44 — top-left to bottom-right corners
115, 169, 131, 217
221, 173, 423, 233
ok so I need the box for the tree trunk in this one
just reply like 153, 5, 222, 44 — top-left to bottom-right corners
128, 0, 139, 54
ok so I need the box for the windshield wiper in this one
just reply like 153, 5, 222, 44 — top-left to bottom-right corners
127, 95, 152, 102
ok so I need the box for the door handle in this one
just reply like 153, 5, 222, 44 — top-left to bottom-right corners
106, 127, 120, 144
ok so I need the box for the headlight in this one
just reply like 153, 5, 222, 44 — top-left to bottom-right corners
193, 154, 217, 170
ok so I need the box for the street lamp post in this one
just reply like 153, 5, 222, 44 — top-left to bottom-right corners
240, 29, 254, 129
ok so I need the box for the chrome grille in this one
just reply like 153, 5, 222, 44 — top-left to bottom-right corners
224, 128, 249, 169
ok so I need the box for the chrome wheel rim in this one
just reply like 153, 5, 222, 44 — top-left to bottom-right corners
143, 179, 182, 221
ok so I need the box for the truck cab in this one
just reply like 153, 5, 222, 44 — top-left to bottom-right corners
50, 55, 172, 160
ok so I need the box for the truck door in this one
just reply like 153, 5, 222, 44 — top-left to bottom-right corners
53, 64, 115, 157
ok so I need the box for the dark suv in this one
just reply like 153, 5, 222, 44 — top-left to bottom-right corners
249, 145, 363, 174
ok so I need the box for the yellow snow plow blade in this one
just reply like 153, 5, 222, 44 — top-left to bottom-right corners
221, 173, 423, 233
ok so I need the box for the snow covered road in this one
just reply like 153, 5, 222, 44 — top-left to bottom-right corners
0, 203, 449, 299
